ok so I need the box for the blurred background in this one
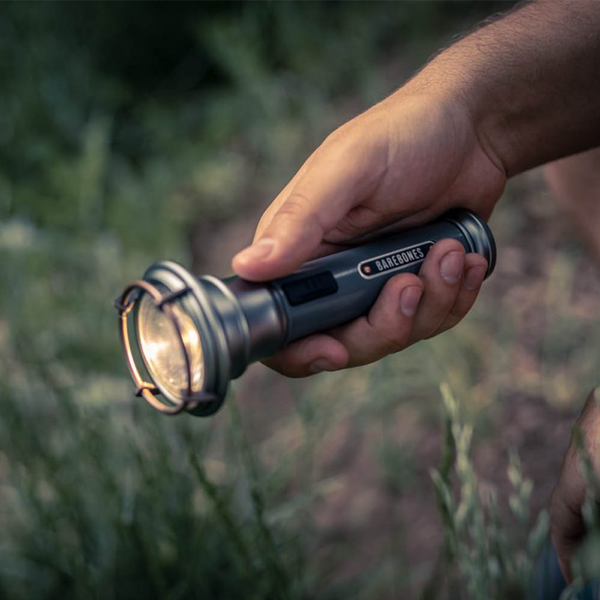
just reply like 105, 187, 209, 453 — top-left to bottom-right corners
1, 2, 599, 599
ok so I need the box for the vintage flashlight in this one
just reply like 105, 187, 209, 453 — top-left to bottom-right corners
115, 209, 496, 417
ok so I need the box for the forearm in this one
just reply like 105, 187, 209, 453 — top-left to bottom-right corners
402, 0, 600, 177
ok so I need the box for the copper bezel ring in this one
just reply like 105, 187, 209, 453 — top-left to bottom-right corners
115, 280, 215, 415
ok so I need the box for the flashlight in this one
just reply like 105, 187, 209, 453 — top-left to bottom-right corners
116, 209, 496, 417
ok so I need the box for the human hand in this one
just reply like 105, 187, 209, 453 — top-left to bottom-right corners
232, 90, 506, 376
550, 388, 600, 582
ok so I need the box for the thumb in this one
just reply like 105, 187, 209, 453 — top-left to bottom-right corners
232, 121, 388, 281
232, 193, 328, 281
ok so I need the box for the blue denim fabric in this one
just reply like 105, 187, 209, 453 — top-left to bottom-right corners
534, 544, 599, 600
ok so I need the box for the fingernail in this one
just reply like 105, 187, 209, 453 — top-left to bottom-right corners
400, 286, 423, 317
440, 251, 464, 284
309, 358, 336, 374
235, 238, 275, 264
464, 265, 486, 290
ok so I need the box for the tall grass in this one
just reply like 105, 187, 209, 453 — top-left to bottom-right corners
2, 2, 600, 599
430, 384, 549, 599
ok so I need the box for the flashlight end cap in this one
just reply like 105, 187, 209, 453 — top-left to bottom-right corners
443, 209, 496, 279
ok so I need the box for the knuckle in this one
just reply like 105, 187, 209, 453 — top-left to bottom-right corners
414, 313, 448, 343
390, 272, 421, 295
320, 124, 364, 160
423, 327, 446, 341
426, 240, 464, 263
446, 301, 471, 324
261, 356, 285, 374
274, 194, 324, 234
419, 309, 452, 340
262, 352, 304, 378
424, 299, 468, 338
330, 220, 363, 241
275, 196, 309, 220
262, 360, 303, 379
322, 124, 352, 147
332, 206, 380, 240
374, 323, 411, 355
263, 336, 319, 378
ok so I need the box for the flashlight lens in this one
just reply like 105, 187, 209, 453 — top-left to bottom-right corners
136, 294, 204, 399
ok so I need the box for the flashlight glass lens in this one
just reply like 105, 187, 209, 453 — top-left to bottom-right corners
136, 294, 204, 399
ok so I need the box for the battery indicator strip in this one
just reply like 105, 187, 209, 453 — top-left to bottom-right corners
358, 240, 434, 279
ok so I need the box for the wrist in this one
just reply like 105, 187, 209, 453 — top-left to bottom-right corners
402, 45, 515, 179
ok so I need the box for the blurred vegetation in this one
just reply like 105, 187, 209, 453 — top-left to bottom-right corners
1, 2, 599, 599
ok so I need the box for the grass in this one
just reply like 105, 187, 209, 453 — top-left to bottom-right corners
2, 2, 600, 599
430, 384, 549, 599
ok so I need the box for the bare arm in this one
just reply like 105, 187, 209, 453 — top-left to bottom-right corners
232, 0, 600, 377
406, 0, 600, 176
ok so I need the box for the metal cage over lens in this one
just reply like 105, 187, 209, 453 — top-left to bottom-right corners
116, 209, 497, 418
115, 262, 229, 417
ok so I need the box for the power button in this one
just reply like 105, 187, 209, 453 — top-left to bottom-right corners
281, 271, 338, 306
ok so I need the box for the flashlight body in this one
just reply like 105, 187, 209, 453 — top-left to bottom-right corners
221, 209, 495, 371
269, 210, 495, 343
127, 208, 495, 416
